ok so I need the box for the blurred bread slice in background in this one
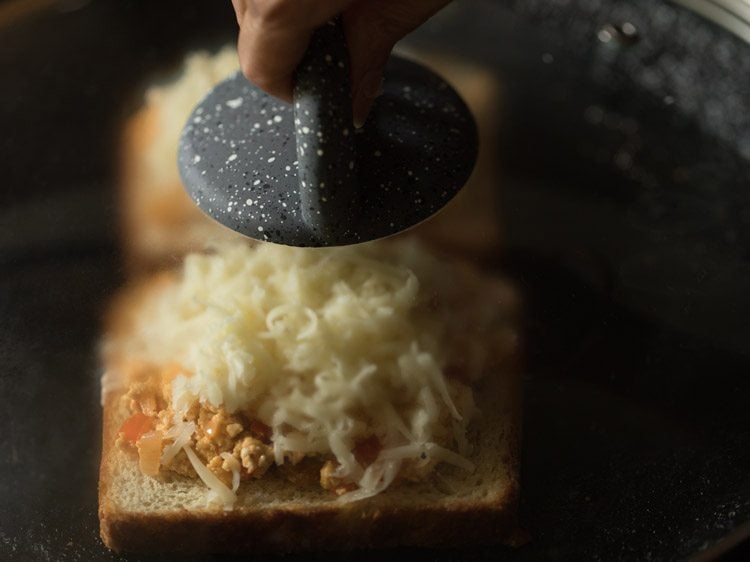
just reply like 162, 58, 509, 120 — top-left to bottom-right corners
119, 46, 244, 273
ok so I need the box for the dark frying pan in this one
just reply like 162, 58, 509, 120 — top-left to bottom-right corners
0, 0, 748, 560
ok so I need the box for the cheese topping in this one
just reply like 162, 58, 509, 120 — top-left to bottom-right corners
113, 241, 513, 502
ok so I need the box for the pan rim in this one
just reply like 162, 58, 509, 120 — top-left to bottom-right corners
671, 0, 750, 43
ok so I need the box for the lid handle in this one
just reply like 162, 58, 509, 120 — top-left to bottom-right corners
293, 19, 360, 244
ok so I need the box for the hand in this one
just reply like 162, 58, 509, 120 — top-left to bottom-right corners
231, 0, 450, 127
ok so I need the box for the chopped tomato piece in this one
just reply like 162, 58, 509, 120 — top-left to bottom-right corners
119, 412, 154, 444
353, 435, 382, 467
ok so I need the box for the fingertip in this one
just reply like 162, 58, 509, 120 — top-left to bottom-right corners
352, 106, 368, 130
343, 10, 393, 129
236, 17, 297, 103
352, 69, 384, 128
273, 88, 294, 104
352, 93, 373, 129
238, 58, 294, 102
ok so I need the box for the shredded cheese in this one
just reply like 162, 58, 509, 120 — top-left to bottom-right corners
161, 421, 196, 465
116, 240, 508, 502
184, 445, 236, 509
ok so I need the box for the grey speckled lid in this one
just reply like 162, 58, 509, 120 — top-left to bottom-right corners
178, 24, 477, 247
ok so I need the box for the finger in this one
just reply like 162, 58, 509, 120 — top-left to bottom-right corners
246, 0, 355, 29
236, 0, 355, 101
344, 0, 451, 127
343, 4, 391, 128
237, 14, 312, 101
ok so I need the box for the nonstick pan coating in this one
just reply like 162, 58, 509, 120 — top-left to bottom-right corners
0, 0, 748, 560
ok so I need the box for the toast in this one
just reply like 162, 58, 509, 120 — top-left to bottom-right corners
98, 242, 522, 553
99, 360, 521, 553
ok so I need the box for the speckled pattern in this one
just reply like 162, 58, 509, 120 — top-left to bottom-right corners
178, 42, 477, 246
3, 0, 750, 560
292, 20, 359, 244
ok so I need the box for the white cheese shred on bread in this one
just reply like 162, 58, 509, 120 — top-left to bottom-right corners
107, 240, 512, 505
161, 421, 195, 465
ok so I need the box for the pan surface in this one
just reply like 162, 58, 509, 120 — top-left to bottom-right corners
0, 0, 748, 560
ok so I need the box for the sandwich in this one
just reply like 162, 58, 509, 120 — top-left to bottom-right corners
98, 240, 522, 553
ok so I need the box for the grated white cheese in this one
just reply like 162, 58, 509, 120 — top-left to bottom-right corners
184, 445, 235, 509
161, 421, 196, 465
116, 241, 506, 502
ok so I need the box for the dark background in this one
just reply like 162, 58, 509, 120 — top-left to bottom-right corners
1, 0, 749, 560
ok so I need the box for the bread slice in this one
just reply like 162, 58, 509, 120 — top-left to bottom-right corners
99, 364, 520, 553
98, 272, 522, 554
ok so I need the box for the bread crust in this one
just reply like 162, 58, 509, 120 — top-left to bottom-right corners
100, 500, 520, 554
